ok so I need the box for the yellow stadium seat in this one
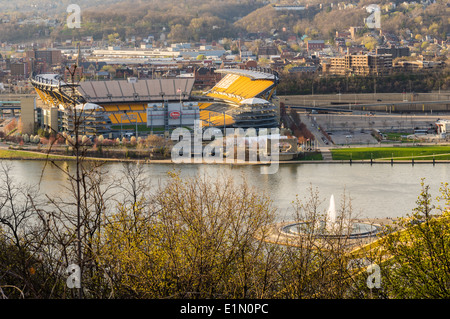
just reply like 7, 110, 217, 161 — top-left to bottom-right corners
200, 111, 213, 121
117, 105, 131, 111
232, 79, 251, 96
109, 114, 119, 124
130, 104, 146, 111
198, 102, 212, 110
103, 105, 120, 112
206, 73, 274, 104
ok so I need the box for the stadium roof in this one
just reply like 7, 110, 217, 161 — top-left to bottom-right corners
240, 98, 270, 105
74, 103, 103, 111
77, 78, 195, 104
33, 74, 66, 86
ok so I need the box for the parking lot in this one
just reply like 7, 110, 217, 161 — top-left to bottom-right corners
297, 111, 450, 146
327, 130, 379, 145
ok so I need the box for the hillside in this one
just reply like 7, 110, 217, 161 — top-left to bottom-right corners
0, 0, 448, 44
236, 0, 448, 40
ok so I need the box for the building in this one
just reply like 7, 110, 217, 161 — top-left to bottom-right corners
288, 65, 320, 74
349, 27, 364, 39
193, 67, 222, 89
202, 68, 280, 129
147, 102, 200, 132
10, 62, 29, 79
336, 30, 351, 38
26, 49, 62, 66
306, 40, 325, 52
325, 53, 392, 76
376, 46, 410, 58
394, 59, 445, 71
30, 67, 280, 136
20, 97, 36, 135
436, 120, 450, 138
64, 65, 84, 82
257, 45, 279, 59
273, 5, 306, 11
31, 74, 196, 135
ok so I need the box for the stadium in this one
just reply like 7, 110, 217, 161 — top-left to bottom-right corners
29, 67, 280, 137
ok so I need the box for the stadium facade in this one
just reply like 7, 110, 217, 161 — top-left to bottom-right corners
30, 67, 280, 137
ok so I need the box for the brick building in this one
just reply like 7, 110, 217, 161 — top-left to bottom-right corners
10, 62, 29, 79
194, 67, 222, 89
306, 40, 325, 51
376, 46, 410, 59
325, 53, 392, 76
26, 49, 62, 66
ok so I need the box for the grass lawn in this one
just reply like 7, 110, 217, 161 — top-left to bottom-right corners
331, 145, 450, 161
0, 149, 73, 160
298, 152, 323, 161
382, 132, 419, 143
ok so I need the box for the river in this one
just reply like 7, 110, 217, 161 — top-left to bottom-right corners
3, 160, 449, 221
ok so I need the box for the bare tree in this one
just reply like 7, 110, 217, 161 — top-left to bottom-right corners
0, 161, 66, 298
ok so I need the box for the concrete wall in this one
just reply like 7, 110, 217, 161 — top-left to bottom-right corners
281, 92, 450, 104
41, 107, 59, 133
280, 92, 450, 113
20, 97, 35, 134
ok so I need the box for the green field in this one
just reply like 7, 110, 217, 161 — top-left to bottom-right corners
299, 152, 323, 161
0, 149, 72, 160
382, 132, 415, 143
331, 146, 450, 161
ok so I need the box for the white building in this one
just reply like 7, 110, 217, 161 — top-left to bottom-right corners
436, 119, 450, 138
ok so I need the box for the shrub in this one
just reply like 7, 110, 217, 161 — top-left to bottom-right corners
101, 138, 116, 146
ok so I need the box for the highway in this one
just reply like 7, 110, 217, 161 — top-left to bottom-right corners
287, 99, 450, 113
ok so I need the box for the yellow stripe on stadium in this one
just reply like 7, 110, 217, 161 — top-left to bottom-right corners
198, 102, 213, 110
200, 110, 212, 120
102, 105, 120, 112
200, 111, 234, 127
206, 74, 274, 103
206, 92, 242, 104
109, 111, 147, 124
109, 114, 119, 124
129, 104, 146, 111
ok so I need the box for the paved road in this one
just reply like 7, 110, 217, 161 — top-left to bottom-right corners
298, 113, 331, 148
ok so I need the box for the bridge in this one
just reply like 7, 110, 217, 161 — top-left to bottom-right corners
0, 100, 21, 110
0, 100, 23, 118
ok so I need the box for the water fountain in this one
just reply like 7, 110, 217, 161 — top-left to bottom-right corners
282, 194, 380, 239
325, 194, 337, 231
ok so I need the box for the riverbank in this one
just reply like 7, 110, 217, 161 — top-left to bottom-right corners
2, 147, 450, 165
331, 145, 450, 161
2, 151, 450, 165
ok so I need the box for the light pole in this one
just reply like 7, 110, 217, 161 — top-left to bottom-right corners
135, 115, 138, 138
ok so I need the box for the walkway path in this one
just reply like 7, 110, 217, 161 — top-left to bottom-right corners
320, 148, 333, 161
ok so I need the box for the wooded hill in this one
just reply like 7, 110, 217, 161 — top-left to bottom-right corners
0, 0, 448, 44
